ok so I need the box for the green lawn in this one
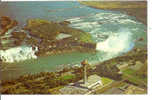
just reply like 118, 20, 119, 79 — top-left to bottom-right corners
122, 68, 147, 87
62, 74, 75, 80
101, 77, 113, 85
123, 68, 136, 75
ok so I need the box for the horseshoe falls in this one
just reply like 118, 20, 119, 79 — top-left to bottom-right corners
0, 1, 147, 80
67, 11, 146, 63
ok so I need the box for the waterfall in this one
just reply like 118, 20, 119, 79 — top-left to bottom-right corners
0, 46, 38, 63
96, 28, 134, 54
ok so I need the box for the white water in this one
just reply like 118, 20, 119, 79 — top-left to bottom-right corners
0, 12, 145, 63
67, 12, 145, 43
0, 26, 38, 63
0, 2, 147, 80
67, 12, 146, 63
0, 46, 38, 63
96, 28, 133, 53
0, 2, 146, 64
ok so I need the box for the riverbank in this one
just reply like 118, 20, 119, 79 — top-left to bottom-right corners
0, 2, 147, 94
0, 47, 147, 94
79, 1, 147, 25
0, 17, 96, 62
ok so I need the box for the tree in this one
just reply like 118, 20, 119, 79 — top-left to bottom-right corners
95, 63, 122, 80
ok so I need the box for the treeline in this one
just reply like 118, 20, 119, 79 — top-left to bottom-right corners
0, 65, 88, 94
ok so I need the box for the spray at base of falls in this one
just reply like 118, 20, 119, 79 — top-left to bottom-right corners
96, 28, 134, 54
0, 46, 38, 63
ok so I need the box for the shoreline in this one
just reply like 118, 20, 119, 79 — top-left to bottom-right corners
0, 47, 147, 94
0, 3, 147, 94
0, 17, 96, 63
78, 1, 147, 25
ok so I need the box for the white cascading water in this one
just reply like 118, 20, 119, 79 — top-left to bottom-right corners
67, 12, 145, 63
0, 46, 38, 63
0, 11, 146, 64
96, 28, 133, 53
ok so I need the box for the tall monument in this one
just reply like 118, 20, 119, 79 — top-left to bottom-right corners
81, 59, 88, 84
80, 59, 103, 89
